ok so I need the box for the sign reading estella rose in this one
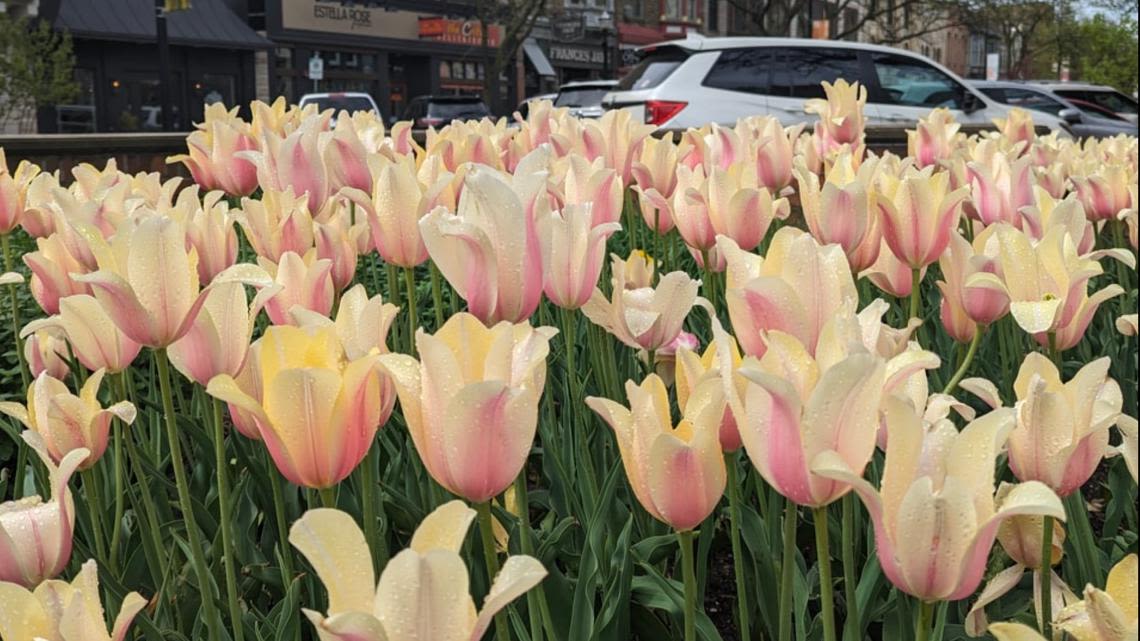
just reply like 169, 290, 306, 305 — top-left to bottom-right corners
418, 17, 501, 47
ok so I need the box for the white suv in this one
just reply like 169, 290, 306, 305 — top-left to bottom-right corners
602, 37, 1069, 132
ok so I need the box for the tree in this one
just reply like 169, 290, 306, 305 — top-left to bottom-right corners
0, 14, 78, 133
1071, 14, 1139, 91
723, 0, 963, 43
476, 0, 547, 114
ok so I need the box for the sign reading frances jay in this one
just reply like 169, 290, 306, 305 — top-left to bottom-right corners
547, 44, 605, 68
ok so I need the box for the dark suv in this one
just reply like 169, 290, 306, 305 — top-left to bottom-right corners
402, 95, 492, 128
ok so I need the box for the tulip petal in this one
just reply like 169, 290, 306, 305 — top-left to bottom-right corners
960, 378, 1003, 410
440, 381, 532, 502
410, 500, 477, 554
309, 611, 390, 641
111, 592, 148, 641
375, 549, 477, 641
965, 564, 1026, 636
289, 508, 376, 614
470, 556, 548, 641
988, 622, 1048, 641
0, 581, 51, 640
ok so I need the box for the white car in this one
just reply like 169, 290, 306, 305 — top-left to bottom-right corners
602, 37, 1070, 133
553, 80, 619, 119
298, 92, 381, 119
1025, 82, 1138, 124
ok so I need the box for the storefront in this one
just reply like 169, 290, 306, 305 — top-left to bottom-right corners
265, 0, 504, 120
40, 0, 267, 133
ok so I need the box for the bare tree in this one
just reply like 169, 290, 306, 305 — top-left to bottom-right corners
476, 0, 548, 113
722, 0, 963, 42
962, 0, 1053, 77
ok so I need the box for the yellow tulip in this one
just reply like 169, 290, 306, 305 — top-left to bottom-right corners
290, 501, 547, 641
1055, 554, 1138, 641
0, 559, 146, 641
582, 253, 700, 352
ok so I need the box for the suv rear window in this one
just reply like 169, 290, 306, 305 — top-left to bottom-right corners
304, 95, 376, 113
429, 100, 491, 120
555, 87, 611, 107
1053, 89, 1138, 115
617, 47, 689, 91
703, 47, 777, 95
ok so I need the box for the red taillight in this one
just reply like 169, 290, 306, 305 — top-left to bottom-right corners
417, 117, 444, 128
645, 100, 687, 125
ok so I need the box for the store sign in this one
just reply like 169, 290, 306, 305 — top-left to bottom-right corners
548, 44, 605, 68
281, 1, 420, 39
418, 17, 501, 47
553, 15, 585, 41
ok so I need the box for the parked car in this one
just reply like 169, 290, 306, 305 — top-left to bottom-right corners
973, 81, 1137, 139
298, 92, 380, 116
602, 37, 1070, 133
1027, 82, 1138, 124
517, 93, 557, 119
553, 80, 619, 118
403, 95, 492, 129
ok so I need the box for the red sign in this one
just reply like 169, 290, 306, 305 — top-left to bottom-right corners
418, 17, 501, 47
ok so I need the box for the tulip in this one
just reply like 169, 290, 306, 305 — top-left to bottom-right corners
992, 224, 1124, 350
652, 330, 699, 386
323, 114, 376, 193
167, 102, 259, 197
0, 433, 86, 587
168, 281, 277, 387
23, 327, 70, 380
632, 135, 684, 233
207, 323, 393, 488
583, 253, 700, 352
988, 623, 1049, 641
813, 397, 1065, 603
580, 108, 655, 185
993, 107, 1036, 149
73, 215, 266, 348
876, 165, 968, 269
587, 375, 726, 530
315, 209, 364, 292
671, 165, 718, 252
292, 283, 400, 360
1009, 353, 1122, 497
174, 189, 240, 283
25, 294, 141, 373
1071, 163, 1132, 222
718, 228, 857, 358
421, 167, 544, 324
936, 233, 1010, 343
966, 143, 1035, 227
796, 151, 875, 261
749, 116, 802, 194
1019, 187, 1094, 254
706, 164, 789, 252
537, 203, 621, 310
342, 153, 443, 268
259, 251, 335, 326
377, 313, 554, 502
243, 119, 332, 213
558, 154, 622, 227
0, 149, 41, 234
964, 482, 1072, 636
23, 233, 91, 315
675, 337, 743, 452
0, 370, 135, 469
908, 108, 962, 169
0, 558, 146, 641
1118, 313, 1139, 336
805, 80, 867, 155
1055, 554, 1138, 641
290, 501, 547, 641
237, 188, 316, 262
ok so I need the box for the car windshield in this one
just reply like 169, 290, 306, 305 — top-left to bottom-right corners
304, 95, 375, 113
617, 48, 688, 91
554, 87, 611, 107
429, 100, 490, 119
1054, 89, 1138, 114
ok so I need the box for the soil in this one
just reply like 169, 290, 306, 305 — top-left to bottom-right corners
705, 537, 742, 640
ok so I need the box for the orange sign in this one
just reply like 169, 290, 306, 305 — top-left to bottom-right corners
811, 19, 830, 39
418, 17, 501, 47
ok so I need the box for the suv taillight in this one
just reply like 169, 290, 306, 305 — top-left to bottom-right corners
645, 100, 687, 126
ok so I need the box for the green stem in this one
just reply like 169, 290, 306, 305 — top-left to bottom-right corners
359, 438, 389, 572
385, 263, 402, 348
268, 453, 296, 585
561, 308, 598, 506
211, 396, 244, 641
429, 261, 446, 331
476, 501, 510, 641
915, 600, 934, 641
403, 267, 419, 357
842, 495, 859, 641
1039, 515, 1054, 637
108, 374, 128, 572
814, 506, 837, 641
514, 472, 557, 641
124, 423, 170, 592
1047, 332, 1062, 370
679, 529, 698, 641
319, 486, 337, 509
942, 324, 983, 395
155, 348, 221, 641
779, 498, 797, 641
909, 267, 922, 322
726, 453, 751, 641
1, 233, 29, 389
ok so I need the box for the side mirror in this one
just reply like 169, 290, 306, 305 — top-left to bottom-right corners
1058, 107, 1083, 124
962, 92, 984, 114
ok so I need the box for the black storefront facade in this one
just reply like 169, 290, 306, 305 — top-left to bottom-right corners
37, 0, 266, 133
265, 0, 509, 120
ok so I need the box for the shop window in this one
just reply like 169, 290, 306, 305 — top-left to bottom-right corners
190, 73, 237, 122
57, 68, 96, 133
105, 73, 185, 131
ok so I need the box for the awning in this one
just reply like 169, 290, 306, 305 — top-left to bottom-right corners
54, 0, 271, 49
523, 39, 556, 77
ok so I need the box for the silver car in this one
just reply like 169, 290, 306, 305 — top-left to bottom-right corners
553, 80, 619, 119
973, 81, 1137, 139
1027, 82, 1138, 124
602, 37, 1069, 132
